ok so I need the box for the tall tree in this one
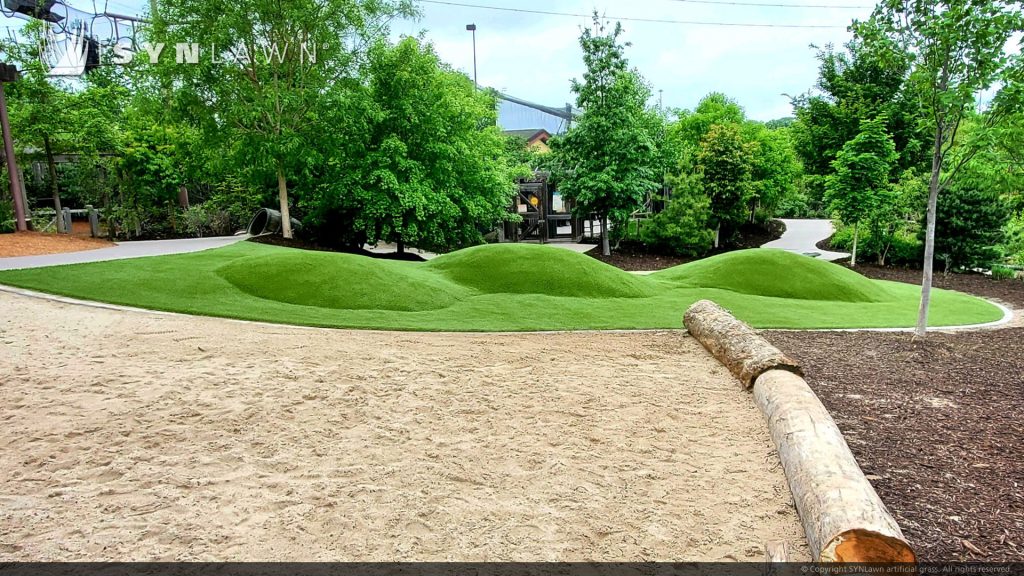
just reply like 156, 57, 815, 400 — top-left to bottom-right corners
869, 0, 1024, 336
825, 117, 898, 266
696, 123, 754, 245
325, 38, 517, 253
551, 15, 659, 256
149, 0, 414, 239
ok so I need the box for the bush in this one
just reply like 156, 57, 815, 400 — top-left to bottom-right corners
0, 196, 14, 233
830, 223, 922, 267
204, 177, 265, 234
639, 189, 714, 256
925, 182, 1009, 272
991, 265, 1017, 280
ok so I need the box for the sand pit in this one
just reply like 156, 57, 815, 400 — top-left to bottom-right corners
0, 291, 808, 561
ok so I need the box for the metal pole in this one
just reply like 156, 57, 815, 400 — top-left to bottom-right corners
0, 82, 26, 232
466, 24, 478, 87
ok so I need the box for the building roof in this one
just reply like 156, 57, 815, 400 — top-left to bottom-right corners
502, 128, 552, 143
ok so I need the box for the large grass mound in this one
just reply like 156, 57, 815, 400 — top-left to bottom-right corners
653, 248, 892, 302
427, 243, 657, 298
217, 251, 473, 312
0, 242, 1004, 331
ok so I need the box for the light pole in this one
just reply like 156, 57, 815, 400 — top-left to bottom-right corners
466, 23, 477, 88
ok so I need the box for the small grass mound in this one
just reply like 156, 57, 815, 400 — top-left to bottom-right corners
652, 248, 893, 303
217, 250, 472, 312
427, 243, 657, 298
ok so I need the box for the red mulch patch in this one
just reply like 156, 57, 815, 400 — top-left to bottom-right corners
0, 231, 112, 258
763, 271, 1024, 562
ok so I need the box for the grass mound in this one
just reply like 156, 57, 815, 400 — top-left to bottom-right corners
217, 250, 472, 312
427, 243, 657, 298
653, 248, 893, 303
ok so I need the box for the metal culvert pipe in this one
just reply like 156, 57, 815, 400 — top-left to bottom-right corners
247, 208, 301, 236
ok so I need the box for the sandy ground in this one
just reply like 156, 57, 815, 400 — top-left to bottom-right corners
0, 291, 808, 561
0, 230, 112, 258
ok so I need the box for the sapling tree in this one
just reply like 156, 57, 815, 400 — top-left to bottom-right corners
551, 14, 659, 256
825, 116, 898, 266
869, 0, 1024, 336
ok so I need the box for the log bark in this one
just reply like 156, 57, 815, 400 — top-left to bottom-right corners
683, 300, 802, 389
754, 369, 916, 563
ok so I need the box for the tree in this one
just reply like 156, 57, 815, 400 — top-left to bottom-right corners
870, 0, 1023, 335
696, 123, 754, 246
639, 185, 713, 256
928, 179, 1009, 272
825, 117, 898, 266
2, 21, 124, 232
149, 0, 414, 239
551, 15, 659, 256
330, 38, 517, 253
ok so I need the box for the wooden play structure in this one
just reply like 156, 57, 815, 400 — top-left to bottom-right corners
501, 173, 598, 244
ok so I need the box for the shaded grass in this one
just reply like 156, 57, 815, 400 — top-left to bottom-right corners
0, 242, 1004, 331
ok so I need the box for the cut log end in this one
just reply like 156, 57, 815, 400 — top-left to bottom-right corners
821, 529, 917, 563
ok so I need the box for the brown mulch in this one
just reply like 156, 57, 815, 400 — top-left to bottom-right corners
0, 231, 112, 258
248, 235, 427, 261
763, 272, 1024, 562
589, 220, 787, 271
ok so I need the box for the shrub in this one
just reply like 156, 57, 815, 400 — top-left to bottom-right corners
640, 189, 714, 256
925, 182, 1009, 272
991, 265, 1017, 280
0, 196, 14, 233
830, 223, 922, 267
204, 177, 266, 234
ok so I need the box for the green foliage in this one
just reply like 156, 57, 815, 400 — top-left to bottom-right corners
334, 38, 517, 252
927, 180, 1010, 271
991, 265, 1017, 280
830, 223, 923, 266
639, 188, 714, 256
551, 16, 659, 226
0, 195, 14, 233
696, 124, 754, 238
826, 117, 898, 226
1005, 212, 1024, 265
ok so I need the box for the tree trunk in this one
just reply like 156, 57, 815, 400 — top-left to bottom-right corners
754, 370, 915, 563
397, 240, 405, 254
851, 222, 859, 267
276, 162, 293, 240
916, 130, 943, 338
684, 299, 803, 390
178, 185, 189, 209
44, 135, 64, 233
601, 214, 610, 256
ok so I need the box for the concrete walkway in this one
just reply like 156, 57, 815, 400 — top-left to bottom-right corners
0, 235, 248, 271
762, 219, 851, 262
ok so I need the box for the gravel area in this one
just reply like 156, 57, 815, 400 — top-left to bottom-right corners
0, 231, 112, 258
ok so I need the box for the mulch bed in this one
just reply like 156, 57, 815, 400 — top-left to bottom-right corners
589, 220, 786, 271
248, 235, 426, 261
764, 271, 1024, 562
0, 231, 112, 258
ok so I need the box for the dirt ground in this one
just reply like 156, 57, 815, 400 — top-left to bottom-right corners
767, 269, 1024, 562
0, 230, 112, 258
0, 291, 808, 562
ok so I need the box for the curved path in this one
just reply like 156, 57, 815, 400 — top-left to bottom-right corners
0, 235, 247, 271
762, 219, 850, 262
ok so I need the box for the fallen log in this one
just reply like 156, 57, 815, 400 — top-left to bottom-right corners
683, 300, 802, 389
754, 369, 916, 563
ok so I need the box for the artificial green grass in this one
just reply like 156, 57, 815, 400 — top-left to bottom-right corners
0, 242, 1004, 331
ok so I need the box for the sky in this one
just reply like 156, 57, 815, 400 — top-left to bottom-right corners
2, 0, 877, 121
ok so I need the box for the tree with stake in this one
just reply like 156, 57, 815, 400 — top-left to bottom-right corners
825, 116, 898, 267
552, 14, 659, 257
868, 0, 1024, 336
